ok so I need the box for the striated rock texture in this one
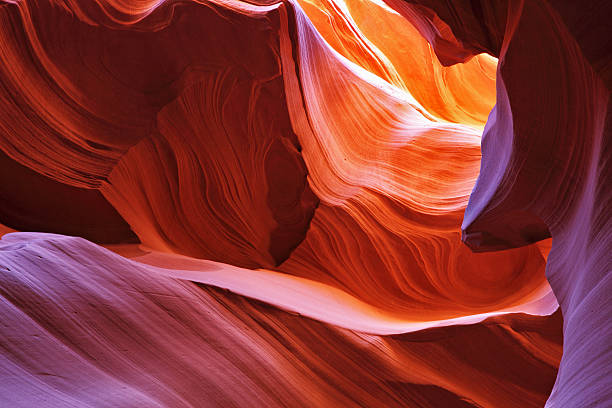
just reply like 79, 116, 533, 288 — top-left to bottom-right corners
1, 232, 562, 407
0, 0, 606, 406
0, 0, 318, 268
378, 0, 611, 406
0, 0, 556, 322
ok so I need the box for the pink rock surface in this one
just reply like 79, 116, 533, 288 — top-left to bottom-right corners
378, 1, 611, 406
0, 232, 562, 407
1, 0, 608, 406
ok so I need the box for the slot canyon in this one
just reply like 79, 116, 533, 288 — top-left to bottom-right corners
0, 0, 610, 406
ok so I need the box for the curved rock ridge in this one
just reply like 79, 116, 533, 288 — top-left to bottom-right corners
0, 232, 562, 408
276, 0, 553, 319
0, 0, 581, 406
0, 0, 554, 319
294, 0, 497, 126
0, 0, 318, 268
378, 0, 610, 406
109, 240, 556, 334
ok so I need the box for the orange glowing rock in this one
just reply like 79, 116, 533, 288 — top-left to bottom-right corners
3, 0, 605, 406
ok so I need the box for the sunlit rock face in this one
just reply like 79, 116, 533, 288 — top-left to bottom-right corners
0, 0, 606, 406
379, 1, 611, 406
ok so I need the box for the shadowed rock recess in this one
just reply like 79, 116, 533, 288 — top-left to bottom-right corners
0, 0, 608, 407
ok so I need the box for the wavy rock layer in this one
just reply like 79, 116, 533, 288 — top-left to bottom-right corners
0, 233, 562, 408
295, 0, 497, 126
0, 0, 594, 406
276, 0, 553, 320
0, 0, 554, 321
0, 0, 317, 268
379, 0, 611, 406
